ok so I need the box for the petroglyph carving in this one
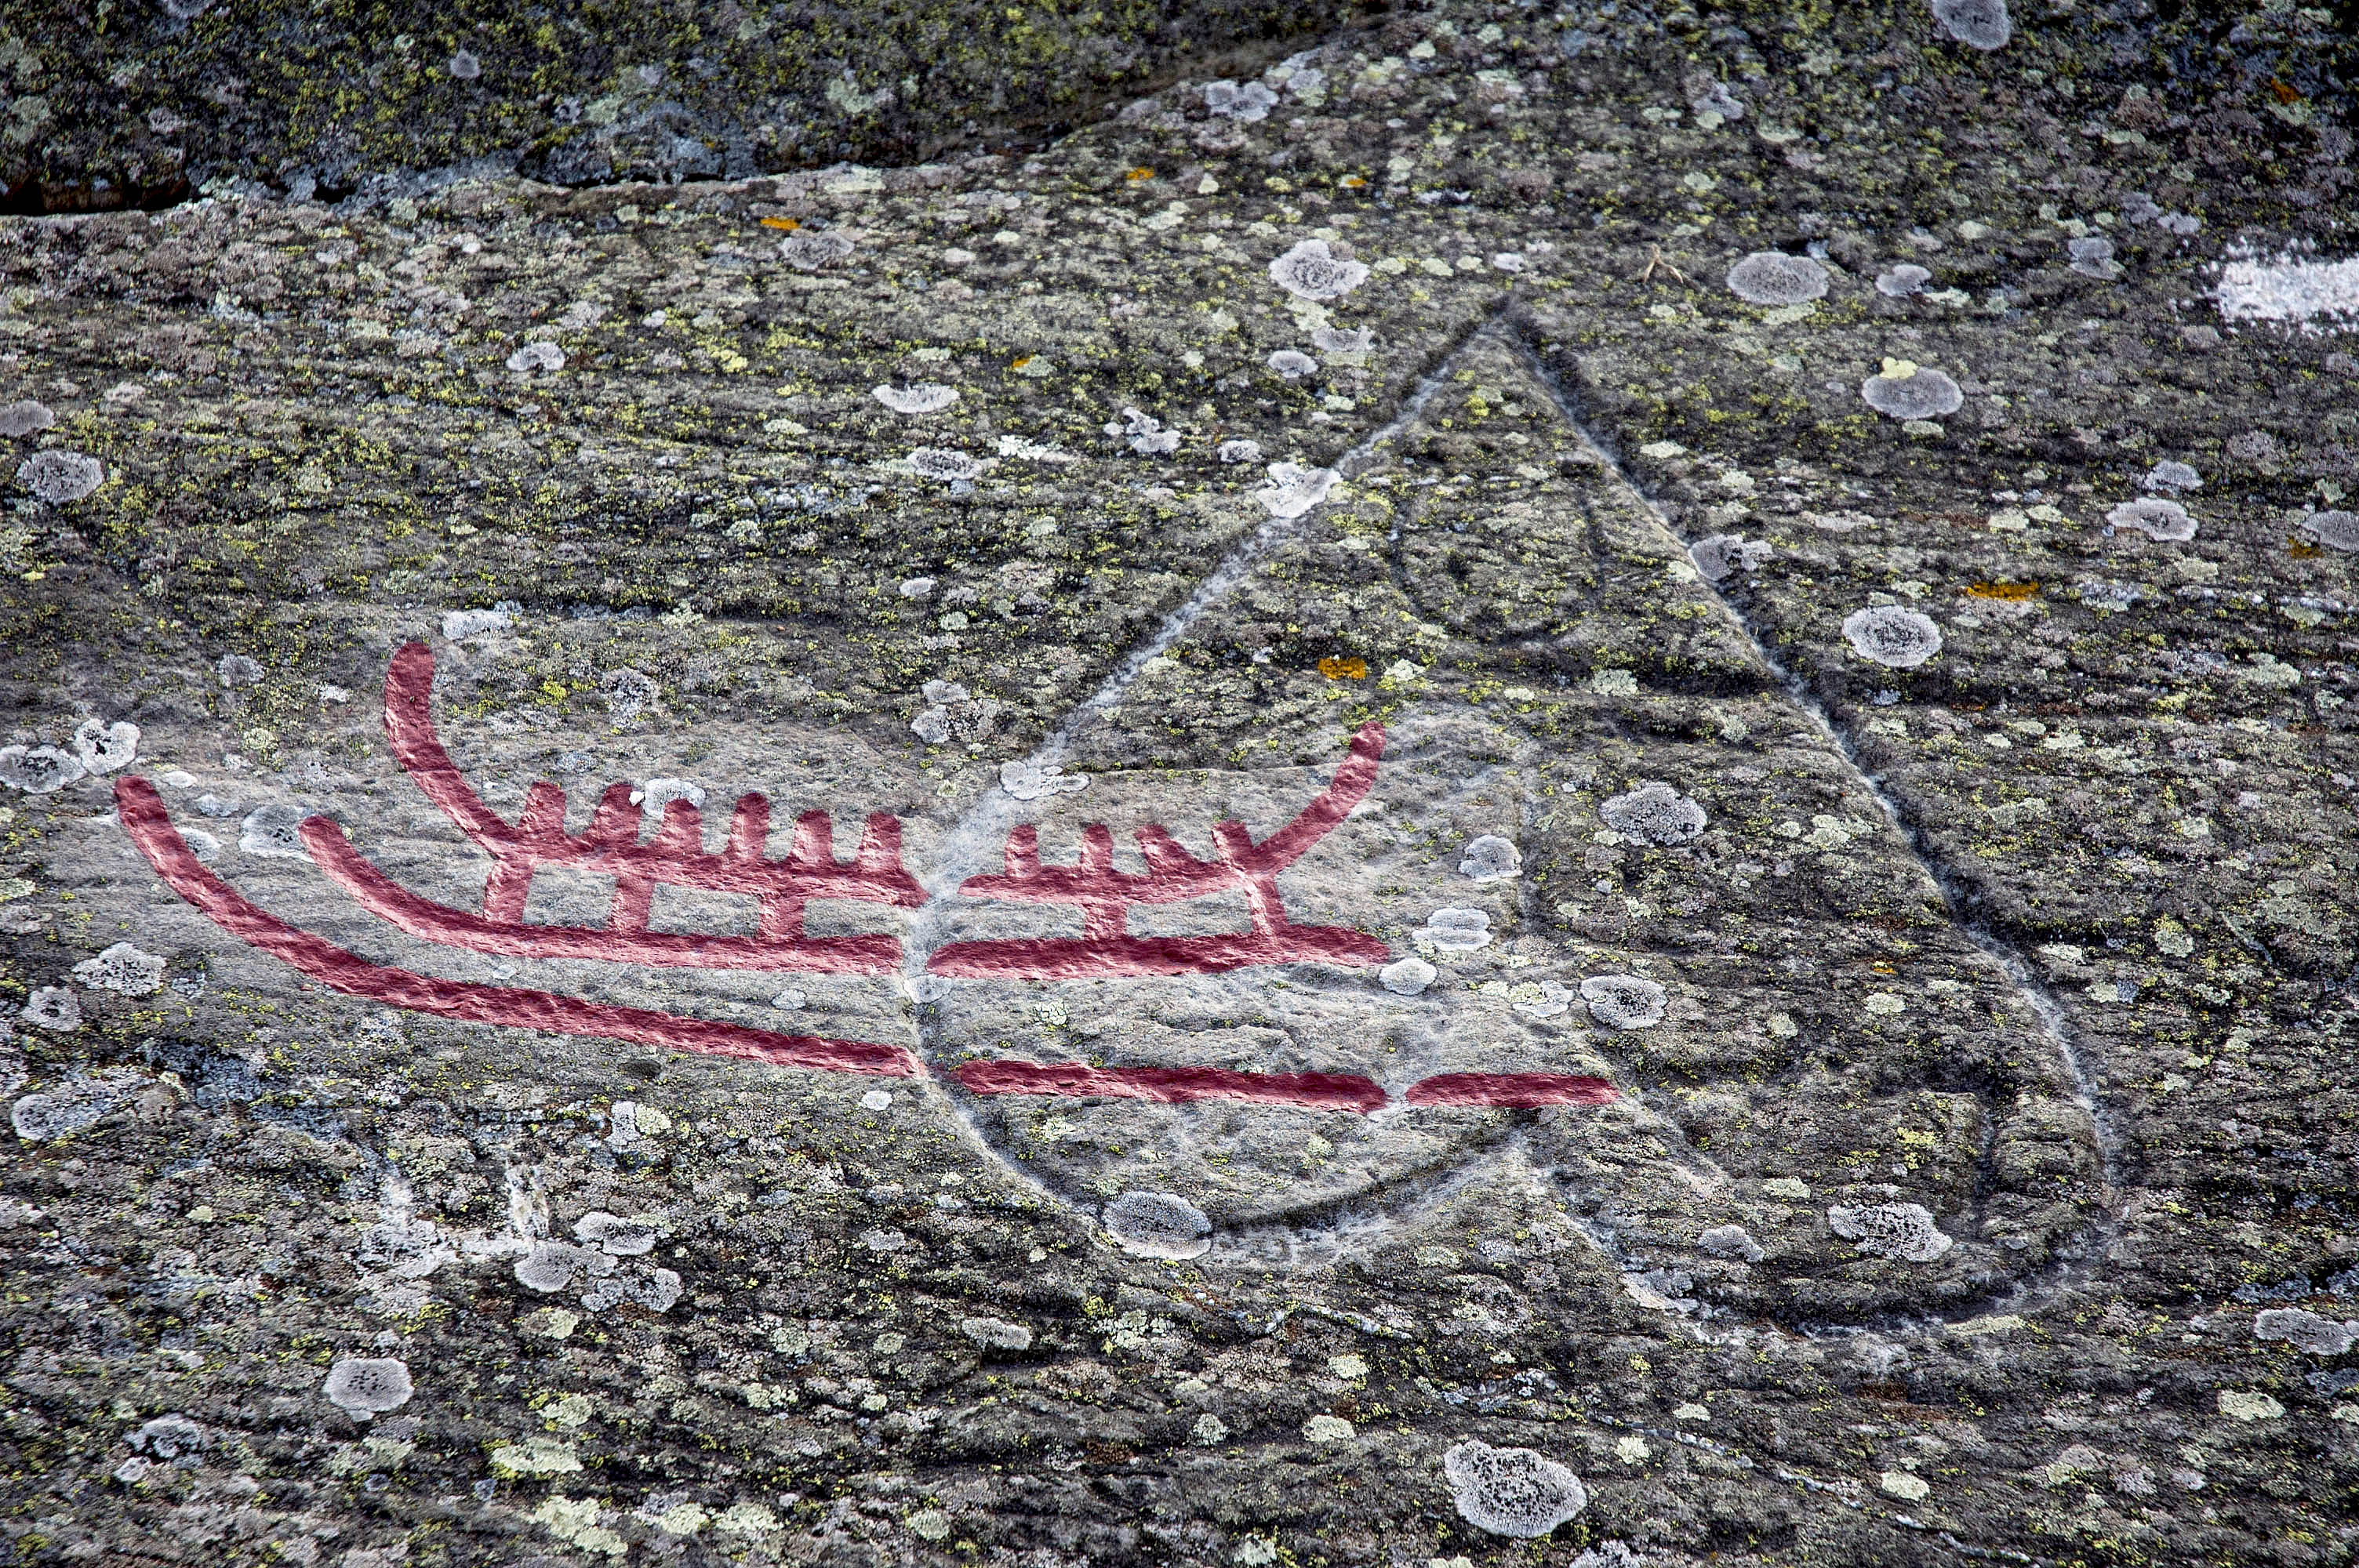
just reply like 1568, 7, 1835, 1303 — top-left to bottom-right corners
115, 648, 1617, 1119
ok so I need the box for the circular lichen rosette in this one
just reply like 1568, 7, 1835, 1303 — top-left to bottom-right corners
1860, 358, 1965, 421
1725, 250, 1830, 307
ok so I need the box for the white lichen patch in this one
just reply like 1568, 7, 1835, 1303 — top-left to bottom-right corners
1103, 1190, 1212, 1259
1599, 782, 1706, 845
2300, 510, 2359, 551
874, 383, 960, 414
779, 229, 855, 270
1877, 263, 1932, 297
1699, 1224, 1765, 1261
1379, 956, 1437, 995
1859, 361, 1964, 420
2252, 1308, 2359, 1357
1841, 605, 1944, 668
1689, 533, 1771, 583
1826, 1202, 1954, 1262
515, 1240, 613, 1294
1725, 252, 1828, 307
1930, 0, 2012, 49
1456, 834, 1521, 880
70, 719, 138, 774
0, 744, 85, 794
442, 606, 513, 640
0, 400, 55, 437
1256, 462, 1340, 519
1205, 78, 1278, 122
1441, 1439, 1588, 1538
16, 450, 104, 503
1419, 907, 1494, 952
13, 1069, 147, 1140
1000, 757, 1089, 800
18, 987, 84, 1035
2215, 252, 2359, 329
1268, 239, 1369, 301
1581, 974, 1667, 1029
322, 1357, 414, 1417
71, 942, 165, 996
239, 804, 311, 859
2106, 499, 2197, 541
906, 447, 990, 482
572, 1211, 660, 1255
129, 1413, 206, 1462
959, 1315, 1034, 1351
579, 1264, 683, 1313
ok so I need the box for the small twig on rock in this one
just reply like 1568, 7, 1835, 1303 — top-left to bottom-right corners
1638, 246, 1690, 286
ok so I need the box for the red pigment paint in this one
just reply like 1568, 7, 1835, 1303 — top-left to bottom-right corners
346, 642, 922, 972
1402, 1073, 1620, 1109
929, 722, 1390, 978
955, 1058, 1390, 1112
116, 777, 918, 1077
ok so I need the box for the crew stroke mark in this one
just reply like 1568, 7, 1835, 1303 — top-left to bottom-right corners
926, 720, 1390, 978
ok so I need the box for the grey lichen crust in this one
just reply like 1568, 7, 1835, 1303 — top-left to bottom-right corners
2, 0, 2358, 1564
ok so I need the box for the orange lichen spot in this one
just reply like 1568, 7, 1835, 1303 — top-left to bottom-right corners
1963, 581, 2039, 601
1870, 962, 1897, 975
1318, 656, 1369, 681
1125, 167, 1157, 183
2290, 538, 2322, 558
1339, 174, 1369, 189
1011, 355, 1034, 371
2266, 78, 2302, 104
760, 216, 801, 230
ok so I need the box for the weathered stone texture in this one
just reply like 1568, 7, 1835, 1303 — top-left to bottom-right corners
3, 0, 2357, 1563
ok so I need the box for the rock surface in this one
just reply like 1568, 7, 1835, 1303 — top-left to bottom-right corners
2, 1, 2357, 1564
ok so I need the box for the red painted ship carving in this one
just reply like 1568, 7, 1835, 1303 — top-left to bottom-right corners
114, 641, 1617, 1116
